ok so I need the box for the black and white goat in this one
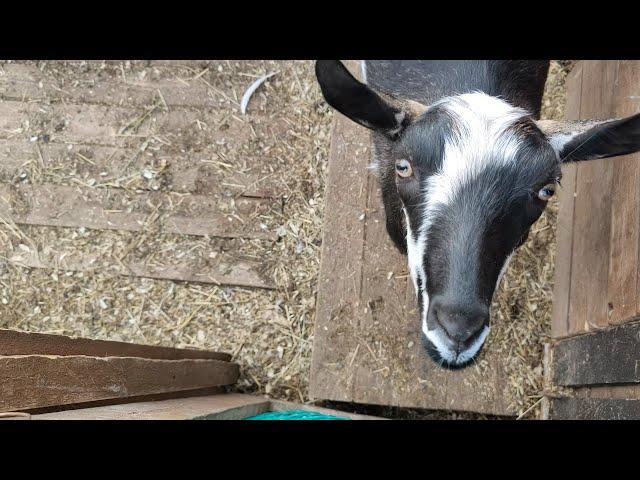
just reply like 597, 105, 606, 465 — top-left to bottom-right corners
316, 60, 640, 369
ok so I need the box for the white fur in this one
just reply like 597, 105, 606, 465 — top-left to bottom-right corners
425, 92, 528, 217
360, 60, 367, 84
496, 252, 514, 291
548, 132, 575, 158
407, 92, 526, 366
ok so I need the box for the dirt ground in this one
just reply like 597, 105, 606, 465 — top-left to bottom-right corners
0, 60, 572, 418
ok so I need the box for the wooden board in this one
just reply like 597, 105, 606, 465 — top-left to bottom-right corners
0, 141, 280, 198
0, 61, 285, 287
7, 241, 274, 290
551, 62, 582, 338
30, 393, 271, 420
0, 328, 231, 361
552, 320, 640, 387
0, 183, 277, 241
548, 397, 640, 420
552, 61, 640, 337
310, 61, 511, 416
0, 355, 239, 412
27, 394, 384, 420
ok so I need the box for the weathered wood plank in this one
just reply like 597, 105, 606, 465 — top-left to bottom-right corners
29, 394, 385, 420
552, 319, 640, 386
549, 397, 640, 420
309, 60, 371, 403
0, 63, 227, 109
551, 61, 582, 338
8, 242, 275, 290
0, 355, 239, 412
0, 141, 280, 198
606, 61, 640, 325
0, 100, 287, 152
0, 329, 231, 361
0, 183, 277, 241
31, 393, 270, 420
567, 61, 618, 334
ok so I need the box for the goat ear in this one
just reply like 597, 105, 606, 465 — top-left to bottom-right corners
537, 113, 640, 162
315, 60, 410, 138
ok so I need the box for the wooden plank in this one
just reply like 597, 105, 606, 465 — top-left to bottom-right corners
549, 397, 640, 420
352, 160, 411, 407
0, 63, 227, 110
30, 394, 270, 420
29, 394, 385, 420
552, 319, 640, 386
567, 61, 618, 335
0, 141, 280, 199
606, 61, 640, 325
0, 183, 278, 241
0, 355, 239, 412
309, 60, 371, 403
551, 61, 582, 338
0, 100, 287, 152
0, 329, 231, 361
8, 241, 275, 290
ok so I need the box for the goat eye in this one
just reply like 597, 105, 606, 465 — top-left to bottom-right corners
537, 183, 556, 201
395, 159, 413, 178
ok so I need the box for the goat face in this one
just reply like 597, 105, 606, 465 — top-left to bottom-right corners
316, 60, 640, 369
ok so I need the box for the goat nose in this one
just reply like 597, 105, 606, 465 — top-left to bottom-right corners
430, 297, 489, 345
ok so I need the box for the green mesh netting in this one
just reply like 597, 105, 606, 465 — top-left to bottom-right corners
245, 409, 349, 420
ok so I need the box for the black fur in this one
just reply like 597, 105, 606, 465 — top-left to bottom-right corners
315, 60, 407, 136
560, 112, 640, 162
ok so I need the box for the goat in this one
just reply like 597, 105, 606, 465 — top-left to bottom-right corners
316, 60, 640, 369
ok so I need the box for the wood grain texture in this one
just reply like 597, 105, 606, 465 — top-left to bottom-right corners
549, 397, 640, 420
551, 62, 582, 338
604, 61, 640, 325
31, 393, 270, 420
309, 60, 370, 403
0, 183, 276, 241
0, 355, 239, 412
567, 61, 618, 335
553, 60, 640, 336
0, 328, 231, 361
8, 242, 274, 290
0, 141, 279, 199
552, 319, 640, 386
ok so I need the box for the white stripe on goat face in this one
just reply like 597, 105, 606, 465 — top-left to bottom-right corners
405, 92, 528, 365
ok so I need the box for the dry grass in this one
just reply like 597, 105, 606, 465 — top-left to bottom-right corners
0, 60, 572, 418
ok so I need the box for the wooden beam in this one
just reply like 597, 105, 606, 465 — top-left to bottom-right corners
0, 329, 231, 361
0, 100, 287, 151
27, 394, 385, 420
552, 319, 640, 386
551, 62, 582, 338
0, 355, 239, 412
309, 60, 370, 403
30, 393, 271, 420
0, 141, 280, 199
548, 397, 640, 420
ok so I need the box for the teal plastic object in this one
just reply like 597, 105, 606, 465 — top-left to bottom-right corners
245, 409, 349, 420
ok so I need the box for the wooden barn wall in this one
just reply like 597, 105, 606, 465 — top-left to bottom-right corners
548, 60, 640, 419
552, 60, 640, 338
